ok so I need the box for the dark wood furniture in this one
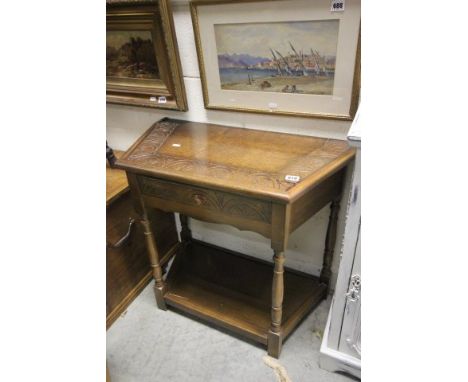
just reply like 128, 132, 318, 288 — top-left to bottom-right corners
106, 152, 179, 328
116, 118, 355, 357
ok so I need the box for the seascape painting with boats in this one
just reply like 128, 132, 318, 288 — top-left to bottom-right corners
214, 20, 339, 95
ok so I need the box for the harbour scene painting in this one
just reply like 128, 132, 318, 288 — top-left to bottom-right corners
214, 20, 339, 95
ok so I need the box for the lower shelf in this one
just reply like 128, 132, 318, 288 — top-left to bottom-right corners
164, 240, 327, 346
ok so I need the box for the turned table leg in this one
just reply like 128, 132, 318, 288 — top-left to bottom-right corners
320, 199, 341, 289
141, 211, 167, 310
268, 250, 285, 358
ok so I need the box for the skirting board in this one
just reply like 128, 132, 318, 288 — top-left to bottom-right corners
319, 299, 361, 379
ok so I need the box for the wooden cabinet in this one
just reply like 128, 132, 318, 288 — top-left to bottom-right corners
106, 155, 179, 328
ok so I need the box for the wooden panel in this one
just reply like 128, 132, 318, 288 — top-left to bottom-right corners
289, 169, 345, 233
116, 119, 355, 202
139, 176, 272, 223
139, 176, 272, 238
106, 192, 150, 327
144, 194, 272, 238
106, 191, 179, 329
271, 203, 291, 252
164, 241, 326, 346
147, 207, 180, 257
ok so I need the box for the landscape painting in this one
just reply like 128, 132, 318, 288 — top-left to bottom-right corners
214, 20, 339, 95
106, 30, 160, 80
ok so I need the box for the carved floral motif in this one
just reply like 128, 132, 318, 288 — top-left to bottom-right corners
128, 120, 179, 160
121, 119, 350, 194
139, 176, 272, 223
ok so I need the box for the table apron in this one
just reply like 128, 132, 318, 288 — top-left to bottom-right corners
138, 175, 273, 238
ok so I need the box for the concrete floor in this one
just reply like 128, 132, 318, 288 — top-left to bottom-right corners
107, 283, 353, 382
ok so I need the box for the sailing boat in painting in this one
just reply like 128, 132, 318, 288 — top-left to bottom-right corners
214, 19, 339, 95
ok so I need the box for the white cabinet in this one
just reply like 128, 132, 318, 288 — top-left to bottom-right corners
320, 116, 361, 378
339, 232, 361, 358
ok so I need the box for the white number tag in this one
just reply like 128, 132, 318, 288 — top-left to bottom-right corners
285, 175, 301, 183
331, 0, 345, 12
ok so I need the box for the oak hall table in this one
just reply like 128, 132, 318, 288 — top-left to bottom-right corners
116, 118, 355, 358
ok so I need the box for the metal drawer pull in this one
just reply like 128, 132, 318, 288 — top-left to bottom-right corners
107, 218, 136, 249
345, 274, 361, 302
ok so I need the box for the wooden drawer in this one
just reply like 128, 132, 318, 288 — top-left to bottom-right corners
138, 175, 273, 237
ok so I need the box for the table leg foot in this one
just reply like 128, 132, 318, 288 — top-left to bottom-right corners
140, 214, 167, 311
153, 283, 167, 310
267, 330, 283, 358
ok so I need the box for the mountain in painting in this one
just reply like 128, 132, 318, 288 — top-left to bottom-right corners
218, 53, 270, 68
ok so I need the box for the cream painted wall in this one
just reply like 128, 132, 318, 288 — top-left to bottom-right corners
106, 2, 354, 286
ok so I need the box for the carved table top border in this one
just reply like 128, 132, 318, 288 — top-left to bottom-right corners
117, 118, 355, 202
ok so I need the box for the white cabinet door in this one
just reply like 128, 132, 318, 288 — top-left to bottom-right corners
327, 149, 360, 350
319, 107, 361, 377
338, 231, 361, 358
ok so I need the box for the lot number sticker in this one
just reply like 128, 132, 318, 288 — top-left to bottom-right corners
331, 0, 345, 12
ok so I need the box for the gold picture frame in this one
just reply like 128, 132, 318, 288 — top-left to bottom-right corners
191, 0, 360, 120
107, 0, 187, 110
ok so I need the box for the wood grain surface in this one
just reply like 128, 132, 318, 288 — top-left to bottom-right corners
106, 151, 128, 206
116, 118, 355, 202
165, 240, 326, 344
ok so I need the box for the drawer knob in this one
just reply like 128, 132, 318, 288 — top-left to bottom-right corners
193, 194, 205, 205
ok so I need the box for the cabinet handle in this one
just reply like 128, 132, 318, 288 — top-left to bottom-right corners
107, 218, 136, 249
345, 274, 361, 302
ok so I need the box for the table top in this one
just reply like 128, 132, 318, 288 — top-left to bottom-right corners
116, 118, 355, 202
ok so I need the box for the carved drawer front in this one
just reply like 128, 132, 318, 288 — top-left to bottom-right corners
138, 176, 272, 224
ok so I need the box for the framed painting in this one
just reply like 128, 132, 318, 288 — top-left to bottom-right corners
190, 0, 360, 120
107, 0, 188, 110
